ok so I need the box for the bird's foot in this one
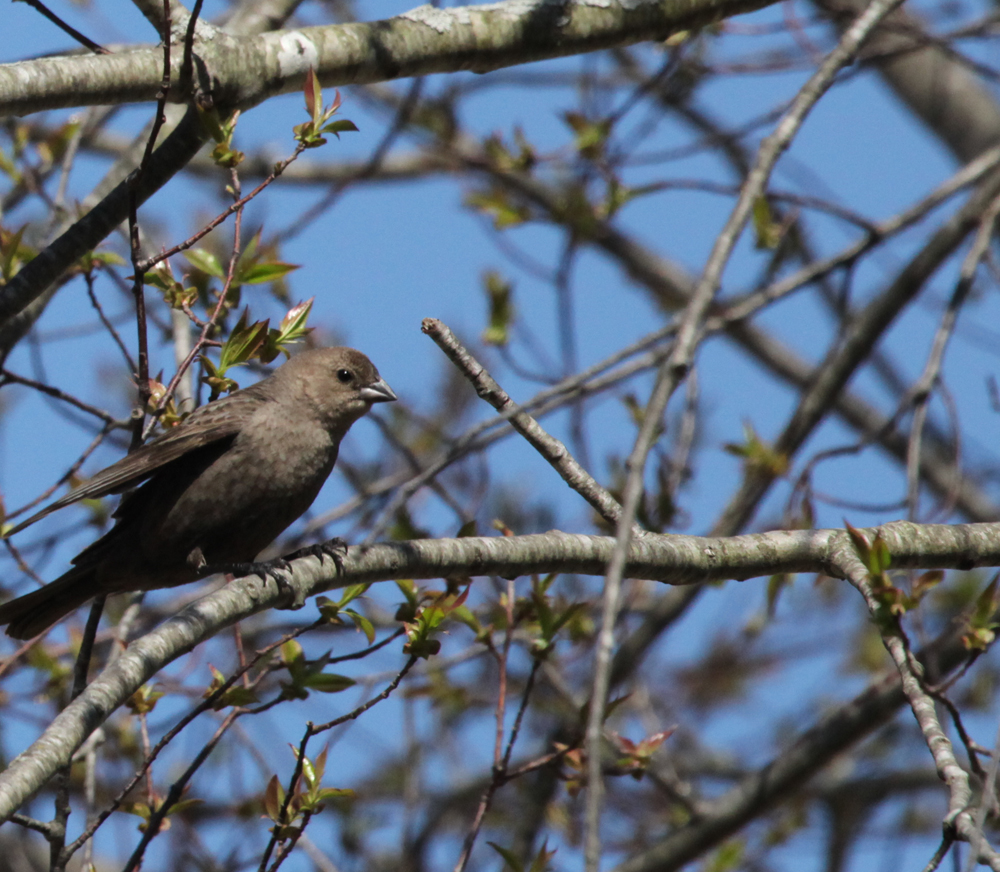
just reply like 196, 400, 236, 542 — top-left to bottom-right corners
283, 538, 348, 572
196, 540, 347, 611
188, 547, 287, 584
204, 557, 299, 604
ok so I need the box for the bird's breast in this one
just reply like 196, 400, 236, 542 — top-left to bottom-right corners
142, 416, 340, 565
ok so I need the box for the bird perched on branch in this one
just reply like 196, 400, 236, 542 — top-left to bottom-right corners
0, 347, 396, 639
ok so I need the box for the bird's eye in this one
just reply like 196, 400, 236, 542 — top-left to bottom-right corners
336, 368, 353, 384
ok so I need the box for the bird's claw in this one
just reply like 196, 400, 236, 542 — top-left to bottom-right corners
206, 539, 347, 611
251, 558, 293, 586
209, 558, 298, 601
252, 558, 306, 610
284, 538, 347, 572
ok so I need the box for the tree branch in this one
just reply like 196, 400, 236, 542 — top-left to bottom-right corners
0, 0, 779, 118
2, 521, 1000, 821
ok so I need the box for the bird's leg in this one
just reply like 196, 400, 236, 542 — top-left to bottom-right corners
185, 541, 346, 610
187, 546, 295, 594
214, 558, 293, 586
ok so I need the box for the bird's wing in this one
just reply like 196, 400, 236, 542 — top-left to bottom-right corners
4, 388, 270, 537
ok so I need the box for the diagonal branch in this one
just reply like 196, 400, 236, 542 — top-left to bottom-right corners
612, 616, 986, 872
0, 108, 208, 330
421, 318, 630, 532
832, 541, 1000, 870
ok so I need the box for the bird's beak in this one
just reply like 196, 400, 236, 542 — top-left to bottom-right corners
361, 378, 397, 403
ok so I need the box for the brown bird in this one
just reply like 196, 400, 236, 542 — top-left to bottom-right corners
0, 347, 396, 639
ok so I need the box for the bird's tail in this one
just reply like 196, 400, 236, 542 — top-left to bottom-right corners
0, 566, 98, 640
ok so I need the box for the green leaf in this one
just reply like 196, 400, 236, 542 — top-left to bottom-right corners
722, 421, 787, 475
303, 672, 356, 693
482, 270, 514, 346
217, 308, 270, 373
183, 247, 224, 278
320, 119, 359, 137
198, 105, 228, 143
215, 686, 259, 709
488, 842, 524, 872
402, 637, 441, 659
752, 196, 783, 249
304, 68, 323, 122
166, 797, 204, 817
528, 840, 557, 872
300, 752, 317, 790
125, 684, 164, 715
704, 839, 745, 872
122, 801, 152, 821
970, 576, 1000, 628
210, 141, 245, 168
456, 520, 478, 538
0, 225, 34, 281
346, 610, 376, 644
314, 747, 328, 783
281, 639, 305, 665
278, 297, 314, 341
465, 187, 529, 230
563, 111, 612, 158
0, 146, 20, 182
339, 583, 370, 606
314, 786, 353, 801
263, 775, 285, 822
239, 261, 300, 285
88, 250, 126, 268
870, 532, 892, 575
142, 269, 175, 292
911, 570, 943, 602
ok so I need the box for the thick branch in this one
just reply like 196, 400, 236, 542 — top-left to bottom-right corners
0, 0, 777, 117
1, 521, 1000, 820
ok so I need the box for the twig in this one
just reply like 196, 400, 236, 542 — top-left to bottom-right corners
906, 190, 1000, 519
717, 144, 1000, 324
64, 619, 327, 858
421, 318, 628, 533
276, 76, 425, 244
310, 655, 417, 733
833, 544, 1000, 870
85, 270, 136, 373
15, 0, 109, 53
920, 834, 956, 872
137, 142, 309, 273
0, 370, 119, 425
50, 594, 106, 871
120, 709, 239, 872
126, 0, 175, 447
453, 580, 516, 872
147, 157, 248, 433
339, 322, 675, 540
255, 656, 418, 871
256, 725, 313, 872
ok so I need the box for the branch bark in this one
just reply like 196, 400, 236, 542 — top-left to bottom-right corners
1, 520, 1000, 821
0, 0, 778, 118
